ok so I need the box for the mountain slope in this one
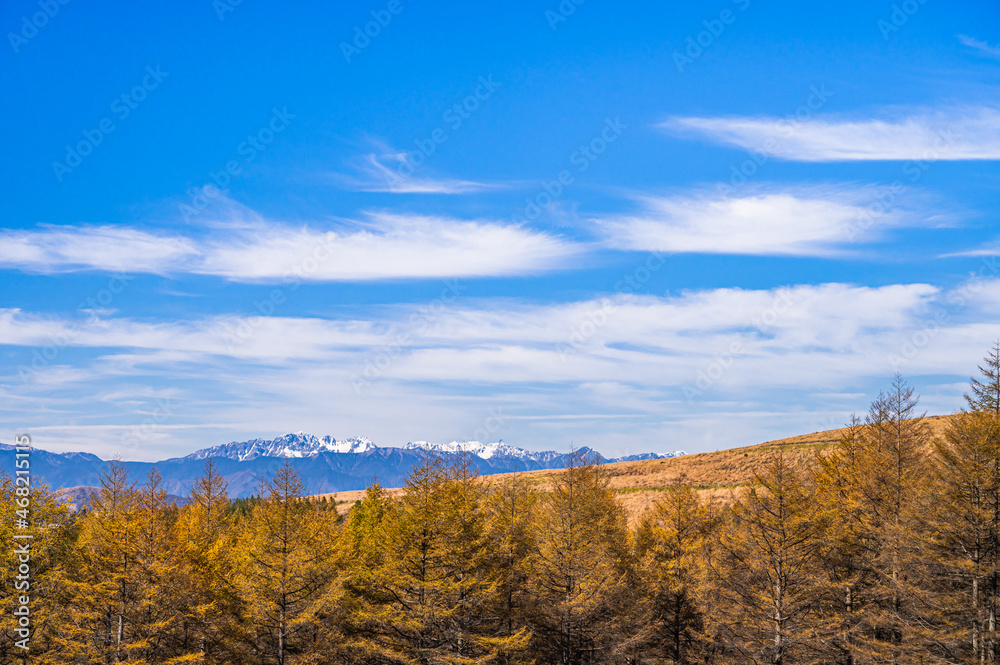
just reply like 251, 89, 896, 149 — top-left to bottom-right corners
315, 415, 953, 523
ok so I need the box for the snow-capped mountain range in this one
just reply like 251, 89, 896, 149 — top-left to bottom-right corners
183, 432, 685, 464
0, 434, 685, 501
182, 433, 378, 462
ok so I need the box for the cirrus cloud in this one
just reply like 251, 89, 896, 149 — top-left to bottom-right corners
660, 106, 1000, 161
0, 213, 583, 281
595, 186, 917, 256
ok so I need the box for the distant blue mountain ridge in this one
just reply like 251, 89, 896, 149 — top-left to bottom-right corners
0, 433, 686, 499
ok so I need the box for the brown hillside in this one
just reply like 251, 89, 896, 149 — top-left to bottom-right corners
315, 414, 952, 523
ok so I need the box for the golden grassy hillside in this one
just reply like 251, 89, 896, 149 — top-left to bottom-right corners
510, 414, 949, 521
315, 415, 952, 523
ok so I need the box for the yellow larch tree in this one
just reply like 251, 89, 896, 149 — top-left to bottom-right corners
709, 451, 827, 665
530, 453, 637, 665
228, 459, 337, 665
634, 482, 716, 664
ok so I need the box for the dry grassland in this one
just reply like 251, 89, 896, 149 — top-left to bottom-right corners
314, 415, 952, 523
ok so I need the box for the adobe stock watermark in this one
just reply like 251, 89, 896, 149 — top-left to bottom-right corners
119, 400, 177, 450
846, 125, 955, 241
180, 107, 295, 222
7, 0, 70, 53
512, 117, 626, 224
351, 280, 465, 395
877, 0, 929, 41
52, 65, 169, 182
12, 433, 33, 651
213, 0, 244, 21
223, 234, 338, 350
887, 310, 949, 373
418, 407, 509, 464
715, 84, 833, 199
381, 75, 500, 189
464, 407, 508, 446
340, 0, 408, 63
545, 0, 586, 30
887, 255, 999, 371
557, 252, 665, 362
673, 0, 752, 73
682, 289, 795, 402
814, 413, 851, 434
18, 273, 134, 384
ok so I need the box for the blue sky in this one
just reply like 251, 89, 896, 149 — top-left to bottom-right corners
2, 0, 1000, 460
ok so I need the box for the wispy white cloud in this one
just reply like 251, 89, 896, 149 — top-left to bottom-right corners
0, 286, 906, 399
959, 34, 1000, 59
0, 282, 962, 381
596, 186, 912, 256
198, 213, 581, 281
660, 106, 1000, 161
0, 226, 199, 274
0, 215, 582, 281
339, 148, 496, 194
941, 243, 1000, 258
3, 278, 996, 459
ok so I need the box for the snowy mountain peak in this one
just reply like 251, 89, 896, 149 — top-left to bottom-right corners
183, 432, 377, 462
403, 439, 536, 460
182, 432, 683, 465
